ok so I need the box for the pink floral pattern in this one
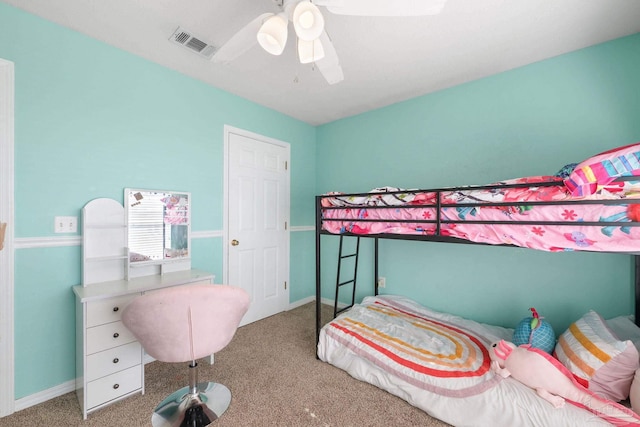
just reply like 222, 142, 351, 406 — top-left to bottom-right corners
321, 176, 640, 252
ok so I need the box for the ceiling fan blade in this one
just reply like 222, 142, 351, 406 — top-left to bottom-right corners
314, 0, 448, 16
314, 31, 343, 85
212, 13, 273, 64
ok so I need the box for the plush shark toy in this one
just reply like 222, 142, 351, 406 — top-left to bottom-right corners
490, 339, 640, 426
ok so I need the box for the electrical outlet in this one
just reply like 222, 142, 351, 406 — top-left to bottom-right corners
54, 216, 78, 233
377, 276, 386, 288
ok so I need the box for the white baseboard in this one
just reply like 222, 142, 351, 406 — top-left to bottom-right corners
287, 297, 347, 311
11, 357, 158, 414
321, 297, 348, 309
287, 296, 347, 311
288, 296, 314, 310
14, 379, 75, 412
10, 295, 336, 415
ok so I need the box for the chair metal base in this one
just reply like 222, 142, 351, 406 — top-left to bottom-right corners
151, 382, 231, 427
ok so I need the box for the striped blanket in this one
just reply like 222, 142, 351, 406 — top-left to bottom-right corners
318, 295, 627, 426
320, 296, 502, 397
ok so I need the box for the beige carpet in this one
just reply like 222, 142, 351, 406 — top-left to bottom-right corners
0, 302, 451, 427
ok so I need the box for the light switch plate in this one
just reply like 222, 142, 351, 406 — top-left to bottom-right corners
54, 216, 77, 233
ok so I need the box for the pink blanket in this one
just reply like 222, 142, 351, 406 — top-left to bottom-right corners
321, 176, 640, 252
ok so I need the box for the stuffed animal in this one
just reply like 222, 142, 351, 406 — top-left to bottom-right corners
513, 307, 555, 354
490, 340, 640, 425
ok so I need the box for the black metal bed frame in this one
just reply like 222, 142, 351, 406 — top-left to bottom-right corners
315, 180, 640, 347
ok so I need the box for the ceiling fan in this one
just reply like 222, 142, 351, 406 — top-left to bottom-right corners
211, 0, 448, 85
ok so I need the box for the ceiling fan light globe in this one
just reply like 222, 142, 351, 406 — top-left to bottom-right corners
264, 34, 278, 45
298, 38, 325, 64
293, 1, 324, 41
257, 14, 288, 55
299, 11, 315, 29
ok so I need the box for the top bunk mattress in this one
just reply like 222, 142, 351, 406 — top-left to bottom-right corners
319, 144, 640, 253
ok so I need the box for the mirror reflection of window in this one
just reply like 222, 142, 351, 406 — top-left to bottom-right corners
128, 191, 165, 262
162, 194, 189, 259
126, 189, 190, 263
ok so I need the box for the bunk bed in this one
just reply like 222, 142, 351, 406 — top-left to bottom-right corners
315, 143, 640, 426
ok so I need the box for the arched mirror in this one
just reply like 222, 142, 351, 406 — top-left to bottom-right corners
125, 189, 190, 265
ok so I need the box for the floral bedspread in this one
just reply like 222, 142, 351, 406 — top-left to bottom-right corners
321, 176, 640, 252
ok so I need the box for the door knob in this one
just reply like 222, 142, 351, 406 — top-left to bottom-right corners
231, 239, 239, 246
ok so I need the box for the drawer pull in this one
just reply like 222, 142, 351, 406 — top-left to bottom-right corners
113, 332, 119, 338
113, 306, 119, 312
113, 383, 120, 390
113, 358, 119, 364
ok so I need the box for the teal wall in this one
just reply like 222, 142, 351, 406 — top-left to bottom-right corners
0, 4, 316, 399
3, 0, 640, 406
316, 33, 640, 333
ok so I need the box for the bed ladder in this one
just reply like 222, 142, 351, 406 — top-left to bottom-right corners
334, 235, 361, 317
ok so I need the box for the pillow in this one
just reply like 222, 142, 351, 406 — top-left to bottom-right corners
564, 143, 640, 197
554, 310, 640, 401
606, 315, 640, 354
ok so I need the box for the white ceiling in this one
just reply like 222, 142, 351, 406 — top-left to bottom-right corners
3, 0, 640, 125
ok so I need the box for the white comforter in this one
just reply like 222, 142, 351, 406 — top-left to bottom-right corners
318, 295, 631, 427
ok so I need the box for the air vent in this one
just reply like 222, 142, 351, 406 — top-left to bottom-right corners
169, 27, 217, 60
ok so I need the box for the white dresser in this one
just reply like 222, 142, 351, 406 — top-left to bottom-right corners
74, 195, 213, 419
72, 269, 213, 419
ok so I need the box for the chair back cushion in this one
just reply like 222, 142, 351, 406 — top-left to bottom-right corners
122, 284, 250, 363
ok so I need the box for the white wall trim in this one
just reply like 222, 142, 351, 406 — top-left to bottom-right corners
191, 230, 223, 239
291, 225, 314, 232
11, 295, 326, 413
13, 227, 312, 250
15, 236, 82, 249
0, 58, 15, 417
13, 380, 75, 413
288, 295, 314, 310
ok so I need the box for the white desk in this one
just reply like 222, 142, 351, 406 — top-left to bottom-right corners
73, 269, 214, 419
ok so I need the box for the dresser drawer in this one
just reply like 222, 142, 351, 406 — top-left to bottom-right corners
86, 321, 137, 355
86, 341, 142, 382
86, 365, 142, 410
87, 295, 137, 328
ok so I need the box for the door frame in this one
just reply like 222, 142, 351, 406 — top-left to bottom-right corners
222, 125, 290, 305
0, 58, 15, 417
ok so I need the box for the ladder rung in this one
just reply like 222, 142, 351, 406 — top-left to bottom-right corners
336, 305, 353, 315
334, 235, 360, 319
338, 280, 355, 287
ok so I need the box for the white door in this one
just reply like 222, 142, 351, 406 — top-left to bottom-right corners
224, 126, 290, 326
0, 59, 15, 417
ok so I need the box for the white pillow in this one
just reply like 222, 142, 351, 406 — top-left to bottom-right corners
555, 310, 640, 401
606, 315, 640, 354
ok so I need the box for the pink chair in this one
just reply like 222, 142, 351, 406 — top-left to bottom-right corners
122, 284, 250, 427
